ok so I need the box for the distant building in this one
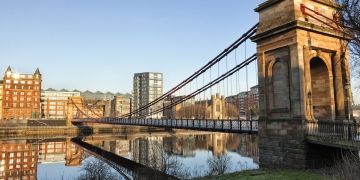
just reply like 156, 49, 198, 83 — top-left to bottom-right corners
2, 66, 42, 120
226, 85, 259, 120
0, 81, 3, 120
197, 94, 228, 119
41, 89, 81, 119
133, 72, 163, 118
111, 95, 131, 117
163, 95, 195, 119
249, 85, 259, 110
95, 100, 112, 117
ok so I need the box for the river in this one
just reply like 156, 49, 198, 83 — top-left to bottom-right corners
0, 127, 259, 179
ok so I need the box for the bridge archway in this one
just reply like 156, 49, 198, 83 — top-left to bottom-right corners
309, 57, 333, 120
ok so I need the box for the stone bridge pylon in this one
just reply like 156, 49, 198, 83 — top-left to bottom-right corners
252, 0, 353, 168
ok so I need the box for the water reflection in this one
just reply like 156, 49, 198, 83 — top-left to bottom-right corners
0, 142, 38, 179
76, 158, 120, 180
84, 132, 259, 178
0, 130, 259, 179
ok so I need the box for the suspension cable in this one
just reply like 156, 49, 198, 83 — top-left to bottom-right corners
119, 23, 258, 118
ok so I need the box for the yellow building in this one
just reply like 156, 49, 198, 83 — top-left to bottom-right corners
41, 89, 81, 119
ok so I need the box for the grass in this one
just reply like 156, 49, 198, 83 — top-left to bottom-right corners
198, 169, 329, 180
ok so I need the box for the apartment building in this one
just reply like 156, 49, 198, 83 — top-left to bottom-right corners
133, 72, 163, 118
2, 66, 41, 120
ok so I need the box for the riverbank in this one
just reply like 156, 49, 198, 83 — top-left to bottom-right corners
198, 169, 329, 180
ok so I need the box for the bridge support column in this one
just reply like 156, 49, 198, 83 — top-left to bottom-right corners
67, 98, 74, 127
252, 0, 352, 169
259, 118, 307, 168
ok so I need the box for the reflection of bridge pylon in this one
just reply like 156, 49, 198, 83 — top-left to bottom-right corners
65, 138, 84, 166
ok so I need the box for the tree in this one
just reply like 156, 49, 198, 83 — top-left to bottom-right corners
206, 154, 232, 176
76, 158, 119, 180
149, 141, 191, 179
336, 0, 360, 77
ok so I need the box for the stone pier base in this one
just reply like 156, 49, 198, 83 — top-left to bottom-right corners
259, 118, 307, 169
259, 117, 358, 169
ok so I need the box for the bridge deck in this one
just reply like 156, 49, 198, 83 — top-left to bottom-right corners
72, 118, 259, 134
306, 121, 360, 150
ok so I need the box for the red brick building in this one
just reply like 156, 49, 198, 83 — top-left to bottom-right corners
2, 66, 42, 120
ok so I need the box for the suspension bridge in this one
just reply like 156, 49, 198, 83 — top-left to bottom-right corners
70, 0, 359, 169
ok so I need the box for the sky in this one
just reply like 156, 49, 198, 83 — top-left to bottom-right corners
0, 0, 263, 94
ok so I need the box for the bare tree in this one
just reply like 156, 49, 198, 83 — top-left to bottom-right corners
149, 141, 191, 179
206, 154, 232, 176
331, 152, 360, 180
76, 158, 119, 180
336, 0, 360, 77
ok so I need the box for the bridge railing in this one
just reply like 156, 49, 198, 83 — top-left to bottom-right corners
306, 121, 360, 142
72, 118, 258, 133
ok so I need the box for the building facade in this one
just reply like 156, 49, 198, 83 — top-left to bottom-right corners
41, 89, 81, 119
163, 95, 195, 119
0, 81, 3, 120
226, 85, 259, 120
111, 95, 131, 117
2, 67, 42, 120
133, 72, 163, 118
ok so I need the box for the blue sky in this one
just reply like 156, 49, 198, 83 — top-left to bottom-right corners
0, 0, 264, 93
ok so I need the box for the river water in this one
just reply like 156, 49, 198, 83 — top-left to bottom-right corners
0, 127, 259, 179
